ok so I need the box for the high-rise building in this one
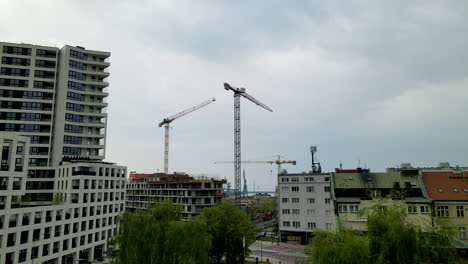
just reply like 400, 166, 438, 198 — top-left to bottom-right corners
0, 42, 110, 167
0, 41, 125, 264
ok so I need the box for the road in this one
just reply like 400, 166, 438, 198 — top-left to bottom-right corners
248, 240, 308, 264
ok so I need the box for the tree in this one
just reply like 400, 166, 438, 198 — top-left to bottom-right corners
198, 202, 257, 263
307, 205, 460, 264
246, 198, 276, 220
115, 201, 211, 264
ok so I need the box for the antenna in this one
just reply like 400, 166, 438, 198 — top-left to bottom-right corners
310, 145, 321, 173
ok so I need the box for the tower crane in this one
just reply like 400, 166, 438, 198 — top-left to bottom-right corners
215, 156, 297, 175
158, 97, 216, 174
224, 82, 273, 207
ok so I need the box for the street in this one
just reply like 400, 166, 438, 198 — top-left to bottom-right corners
248, 240, 308, 264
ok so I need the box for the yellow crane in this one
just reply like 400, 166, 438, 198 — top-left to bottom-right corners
214, 155, 296, 175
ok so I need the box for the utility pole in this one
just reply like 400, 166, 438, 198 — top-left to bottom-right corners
224, 83, 272, 207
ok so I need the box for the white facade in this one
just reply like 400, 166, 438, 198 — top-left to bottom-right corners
0, 42, 110, 168
0, 153, 126, 264
277, 172, 335, 244
0, 42, 125, 264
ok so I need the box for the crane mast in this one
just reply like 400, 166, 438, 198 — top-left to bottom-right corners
158, 97, 215, 174
224, 83, 272, 207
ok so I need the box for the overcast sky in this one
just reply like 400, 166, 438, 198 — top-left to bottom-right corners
1, 0, 467, 191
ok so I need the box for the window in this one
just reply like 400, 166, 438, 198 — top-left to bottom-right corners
293, 221, 300, 228
65, 113, 83, 123
67, 92, 84, 101
68, 81, 86, 91
282, 198, 288, 203
292, 209, 300, 215
69, 60, 86, 70
460, 227, 466, 240
326, 223, 333, 230
64, 135, 82, 144
68, 70, 86, 80
283, 221, 290, 227
281, 187, 289, 192
420, 206, 430, 214
437, 206, 449, 218
292, 198, 299, 203
407, 205, 417, 214
0, 78, 29, 87
64, 124, 82, 133
326, 210, 332, 216
63, 147, 81, 155
70, 50, 87, 60
306, 186, 314, 192
304, 177, 314, 182
307, 198, 315, 204
291, 177, 299, 182
457, 206, 465, 217
291, 186, 299, 192
338, 205, 348, 212
325, 177, 330, 182
282, 209, 290, 215
2, 56, 30, 66
66, 102, 84, 112
325, 198, 331, 205
3, 46, 31, 55
324, 186, 331, 192
350, 205, 359, 213
307, 209, 315, 216
308, 222, 316, 229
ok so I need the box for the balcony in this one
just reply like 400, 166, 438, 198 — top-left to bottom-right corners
72, 170, 96, 176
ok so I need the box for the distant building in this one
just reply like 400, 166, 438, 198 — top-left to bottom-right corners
126, 172, 226, 218
331, 168, 432, 232
277, 172, 335, 245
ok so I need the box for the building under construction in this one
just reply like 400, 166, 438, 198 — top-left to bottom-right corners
126, 172, 226, 218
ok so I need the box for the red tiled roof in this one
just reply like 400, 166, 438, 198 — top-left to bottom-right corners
421, 171, 468, 201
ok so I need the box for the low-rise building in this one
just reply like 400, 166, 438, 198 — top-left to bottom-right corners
331, 168, 432, 232
420, 168, 468, 249
126, 173, 226, 218
277, 172, 335, 245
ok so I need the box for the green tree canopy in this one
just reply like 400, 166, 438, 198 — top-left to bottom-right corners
198, 202, 258, 264
115, 201, 211, 264
308, 205, 460, 264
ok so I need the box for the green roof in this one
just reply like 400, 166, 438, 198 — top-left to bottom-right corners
333, 172, 423, 189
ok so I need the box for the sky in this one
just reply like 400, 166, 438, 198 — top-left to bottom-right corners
1, 0, 467, 191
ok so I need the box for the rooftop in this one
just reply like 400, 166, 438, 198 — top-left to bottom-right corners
420, 170, 468, 201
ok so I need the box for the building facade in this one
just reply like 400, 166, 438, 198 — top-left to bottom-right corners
420, 169, 468, 249
277, 172, 335, 245
0, 42, 125, 264
331, 168, 432, 232
0, 41, 110, 167
126, 173, 225, 218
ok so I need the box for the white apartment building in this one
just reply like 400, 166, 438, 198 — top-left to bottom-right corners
0, 42, 125, 264
0, 41, 109, 167
277, 172, 335, 245
126, 173, 225, 219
